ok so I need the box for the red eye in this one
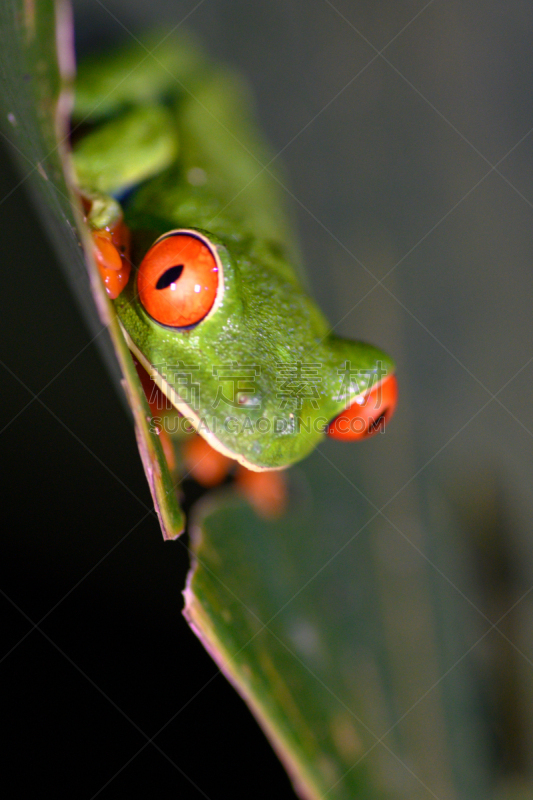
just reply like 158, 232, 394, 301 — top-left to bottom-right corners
137, 232, 220, 327
326, 374, 398, 441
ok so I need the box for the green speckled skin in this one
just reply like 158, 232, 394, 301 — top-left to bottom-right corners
73, 34, 394, 470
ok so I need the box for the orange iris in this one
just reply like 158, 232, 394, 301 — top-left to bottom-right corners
137, 232, 219, 328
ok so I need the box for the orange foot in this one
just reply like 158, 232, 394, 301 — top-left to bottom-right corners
183, 435, 287, 518
235, 465, 287, 519
92, 221, 131, 299
182, 434, 233, 488
80, 192, 131, 299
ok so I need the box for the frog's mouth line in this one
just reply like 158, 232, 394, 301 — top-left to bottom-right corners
122, 322, 397, 463
121, 326, 286, 473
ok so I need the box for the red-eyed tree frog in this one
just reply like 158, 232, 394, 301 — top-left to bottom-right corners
71, 33, 397, 512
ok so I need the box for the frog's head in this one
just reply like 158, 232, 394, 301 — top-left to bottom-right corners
115, 228, 397, 471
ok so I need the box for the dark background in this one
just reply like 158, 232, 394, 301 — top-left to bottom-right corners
2, 1, 533, 797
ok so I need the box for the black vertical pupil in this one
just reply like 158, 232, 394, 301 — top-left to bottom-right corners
156, 265, 184, 290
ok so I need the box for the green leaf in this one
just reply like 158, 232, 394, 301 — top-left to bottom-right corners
0, 0, 185, 539
185, 487, 375, 800
185, 460, 493, 799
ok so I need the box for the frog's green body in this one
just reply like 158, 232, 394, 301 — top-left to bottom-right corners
72, 34, 395, 470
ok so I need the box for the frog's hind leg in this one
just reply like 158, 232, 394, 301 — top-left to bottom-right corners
235, 465, 287, 519
182, 434, 233, 488
182, 435, 287, 518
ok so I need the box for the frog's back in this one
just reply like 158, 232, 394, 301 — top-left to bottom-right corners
75, 32, 303, 276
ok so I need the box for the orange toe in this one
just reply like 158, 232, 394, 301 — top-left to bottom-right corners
183, 435, 233, 488
235, 466, 287, 519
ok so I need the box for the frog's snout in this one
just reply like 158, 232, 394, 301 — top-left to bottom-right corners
326, 374, 398, 441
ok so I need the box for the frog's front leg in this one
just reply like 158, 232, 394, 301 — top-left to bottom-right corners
72, 105, 179, 298
73, 105, 178, 195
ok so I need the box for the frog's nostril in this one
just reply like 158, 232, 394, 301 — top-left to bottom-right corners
326, 374, 398, 441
